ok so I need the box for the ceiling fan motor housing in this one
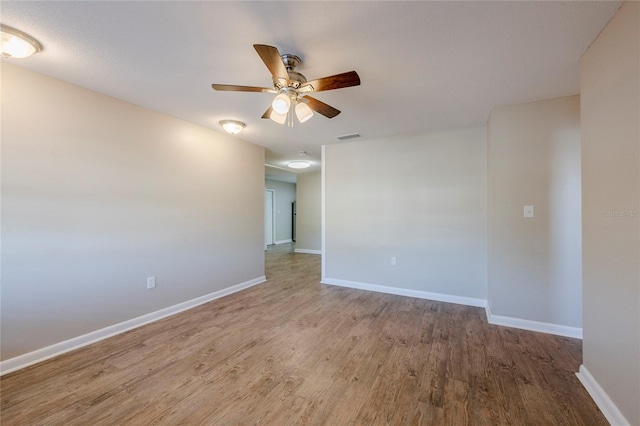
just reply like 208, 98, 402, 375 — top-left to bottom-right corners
276, 54, 307, 89
281, 54, 302, 71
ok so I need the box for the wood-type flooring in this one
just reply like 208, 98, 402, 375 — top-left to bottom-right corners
0, 243, 606, 425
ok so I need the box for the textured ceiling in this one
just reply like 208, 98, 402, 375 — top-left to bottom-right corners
1, 1, 622, 173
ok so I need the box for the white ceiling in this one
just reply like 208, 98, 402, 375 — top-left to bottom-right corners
265, 165, 297, 184
1, 1, 622, 173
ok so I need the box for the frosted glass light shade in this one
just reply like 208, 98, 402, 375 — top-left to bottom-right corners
269, 109, 287, 124
272, 93, 291, 114
288, 161, 311, 169
1, 24, 42, 59
295, 102, 314, 123
219, 120, 245, 134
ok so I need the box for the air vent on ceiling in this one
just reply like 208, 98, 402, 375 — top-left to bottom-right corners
336, 133, 362, 141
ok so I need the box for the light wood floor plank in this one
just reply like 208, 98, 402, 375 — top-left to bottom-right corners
1, 243, 606, 425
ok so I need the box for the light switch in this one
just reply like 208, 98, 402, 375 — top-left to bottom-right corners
524, 205, 534, 218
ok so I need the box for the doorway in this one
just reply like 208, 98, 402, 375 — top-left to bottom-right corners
265, 189, 275, 250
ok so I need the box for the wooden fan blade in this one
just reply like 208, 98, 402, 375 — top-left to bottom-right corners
212, 84, 273, 93
253, 44, 290, 85
301, 71, 360, 92
261, 106, 273, 119
304, 96, 341, 118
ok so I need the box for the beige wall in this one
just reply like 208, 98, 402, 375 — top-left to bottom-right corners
487, 96, 582, 327
295, 172, 321, 252
580, 1, 639, 424
265, 179, 296, 243
1, 64, 265, 361
324, 126, 487, 299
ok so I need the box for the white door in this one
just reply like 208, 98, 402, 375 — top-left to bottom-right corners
265, 189, 275, 249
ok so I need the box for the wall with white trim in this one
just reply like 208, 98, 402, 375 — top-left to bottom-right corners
324, 126, 487, 300
1, 63, 265, 362
487, 96, 582, 328
295, 172, 321, 252
580, 2, 639, 424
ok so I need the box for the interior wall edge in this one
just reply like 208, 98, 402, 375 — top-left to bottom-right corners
321, 145, 327, 278
0, 275, 267, 377
576, 365, 631, 426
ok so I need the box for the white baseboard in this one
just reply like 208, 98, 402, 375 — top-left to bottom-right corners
485, 305, 582, 339
275, 239, 293, 245
576, 365, 630, 426
295, 249, 322, 255
321, 278, 582, 339
321, 277, 486, 308
0, 276, 267, 376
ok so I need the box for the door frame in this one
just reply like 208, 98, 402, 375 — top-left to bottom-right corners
265, 189, 276, 250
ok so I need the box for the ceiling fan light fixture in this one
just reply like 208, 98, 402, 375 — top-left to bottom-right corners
1, 24, 42, 59
295, 102, 314, 123
219, 120, 245, 134
212, 44, 361, 125
272, 93, 291, 114
269, 109, 287, 125
288, 161, 311, 169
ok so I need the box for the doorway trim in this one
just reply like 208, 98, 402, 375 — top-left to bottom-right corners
265, 189, 276, 250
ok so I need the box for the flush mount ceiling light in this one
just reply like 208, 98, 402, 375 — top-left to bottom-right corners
287, 160, 311, 169
1, 24, 42, 59
219, 120, 245, 135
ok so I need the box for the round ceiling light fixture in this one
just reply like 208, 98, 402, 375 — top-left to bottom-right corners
287, 160, 311, 169
1, 24, 42, 59
219, 120, 245, 135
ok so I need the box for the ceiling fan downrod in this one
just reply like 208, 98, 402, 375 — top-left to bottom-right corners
280, 54, 307, 89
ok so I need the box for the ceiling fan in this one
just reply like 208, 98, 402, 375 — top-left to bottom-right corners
212, 44, 361, 126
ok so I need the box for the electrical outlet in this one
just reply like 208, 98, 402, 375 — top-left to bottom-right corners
390, 256, 397, 266
147, 276, 156, 289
